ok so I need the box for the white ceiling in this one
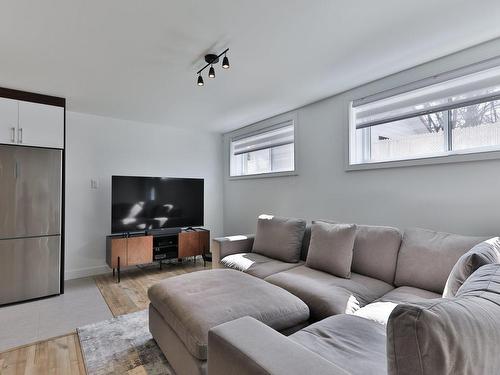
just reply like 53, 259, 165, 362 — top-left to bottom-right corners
1, 0, 500, 133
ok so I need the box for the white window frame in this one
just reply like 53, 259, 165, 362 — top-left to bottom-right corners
226, 111, 298, 179
347, 56, 500, 171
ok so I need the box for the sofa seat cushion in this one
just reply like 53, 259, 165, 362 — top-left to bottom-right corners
148, 269, 309, 360
220, 252, 304, 279
352, 286, 442, 326
290, 314, 387, 375
265, 265, 393, 320
394, 228, 485, 294
379, 286, 441, 304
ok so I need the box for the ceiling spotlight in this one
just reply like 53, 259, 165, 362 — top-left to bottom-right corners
222, 54, 230, 69
195, 48, 230, 86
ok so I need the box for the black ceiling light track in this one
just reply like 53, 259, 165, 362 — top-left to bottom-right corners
196, 48, 230, 86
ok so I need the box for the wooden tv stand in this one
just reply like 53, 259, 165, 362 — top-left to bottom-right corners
106, 228, 210, 282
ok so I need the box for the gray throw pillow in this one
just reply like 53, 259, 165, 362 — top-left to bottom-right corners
252, 215, 306, 263
443, 237, 500, 298
306, 222, 357, 278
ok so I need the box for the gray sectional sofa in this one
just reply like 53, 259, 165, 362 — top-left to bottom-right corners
206, 216, 500, 374
212, 222, 484, 320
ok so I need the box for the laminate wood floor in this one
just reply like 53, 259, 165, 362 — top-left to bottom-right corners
0, 260, 209, 375
0, 333, 85, 375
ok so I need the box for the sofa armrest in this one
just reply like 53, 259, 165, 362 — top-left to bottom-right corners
208, 316, 348, 375
211, 234, 255, 267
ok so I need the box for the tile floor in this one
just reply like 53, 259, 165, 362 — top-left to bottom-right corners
0, 277, 112, 352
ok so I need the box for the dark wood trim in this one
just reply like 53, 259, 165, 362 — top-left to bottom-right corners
0, 87, 65, 107
60, 101, 66, 294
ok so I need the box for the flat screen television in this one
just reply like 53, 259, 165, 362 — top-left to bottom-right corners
111, 176, 204, 234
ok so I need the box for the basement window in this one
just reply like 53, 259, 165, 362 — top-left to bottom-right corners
349, 62, 500, 168
229, 116, 296, 177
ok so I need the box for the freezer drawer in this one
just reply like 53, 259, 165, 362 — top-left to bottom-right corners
0, 236, 60, 305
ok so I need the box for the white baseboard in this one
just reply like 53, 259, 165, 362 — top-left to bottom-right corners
64, 264, 110, 280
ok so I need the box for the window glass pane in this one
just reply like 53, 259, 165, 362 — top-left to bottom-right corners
243, 148, 271, 175
271, 143, 294, 172
350, 64, 500, 166
230, 123, 295, 176
451, 100, 500, 151
357, 113, 446, 163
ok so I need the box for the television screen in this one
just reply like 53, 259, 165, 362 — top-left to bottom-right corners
111, 176, 204, 234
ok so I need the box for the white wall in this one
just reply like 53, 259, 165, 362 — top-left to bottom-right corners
65, 112, 223, 279
223, 39, 500, 237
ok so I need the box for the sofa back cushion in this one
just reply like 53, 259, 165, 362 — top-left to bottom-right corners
443, 237, 500, 298
313, 220, 401, 284
306, 222, 357, 278
252, 215, 306, 263
387, 264, 500, 375
394, 228, 485, 293
351, 225, 402, 284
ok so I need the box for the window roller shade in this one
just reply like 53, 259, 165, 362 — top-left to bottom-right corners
354, 64, 500, 129
232, 122, 294, 156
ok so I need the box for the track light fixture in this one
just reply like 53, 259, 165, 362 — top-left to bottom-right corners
196, 48, 230, 86
197, 74, 204, 86
222, 54, 230, 69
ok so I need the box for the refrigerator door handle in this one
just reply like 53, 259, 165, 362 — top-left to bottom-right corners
18, 128, 23, 144
10, 127, 16, 143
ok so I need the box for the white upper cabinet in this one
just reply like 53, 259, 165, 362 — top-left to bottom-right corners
0, 98, 19, 145
18, 101, 64, 149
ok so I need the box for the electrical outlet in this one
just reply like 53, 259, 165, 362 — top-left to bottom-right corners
90, 179, 99, 189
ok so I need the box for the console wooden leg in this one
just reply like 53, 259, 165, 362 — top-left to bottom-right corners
117, 256, 121, 283
113, 268, 115, 277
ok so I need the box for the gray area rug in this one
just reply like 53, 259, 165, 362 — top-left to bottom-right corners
77, 309, 174, 375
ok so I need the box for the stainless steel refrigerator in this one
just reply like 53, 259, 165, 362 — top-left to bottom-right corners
0, 145, 62, 305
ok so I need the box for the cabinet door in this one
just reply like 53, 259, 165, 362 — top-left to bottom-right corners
198, 231, 210, 254
107, 238, 128, 268
0, 98, 18, 145
127, 236, 153, 265
178, 232, 201, 258
18, 101, 64, 148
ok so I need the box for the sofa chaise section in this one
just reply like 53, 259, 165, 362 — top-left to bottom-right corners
148, 269, 309, 375
208, 263, 500, 375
